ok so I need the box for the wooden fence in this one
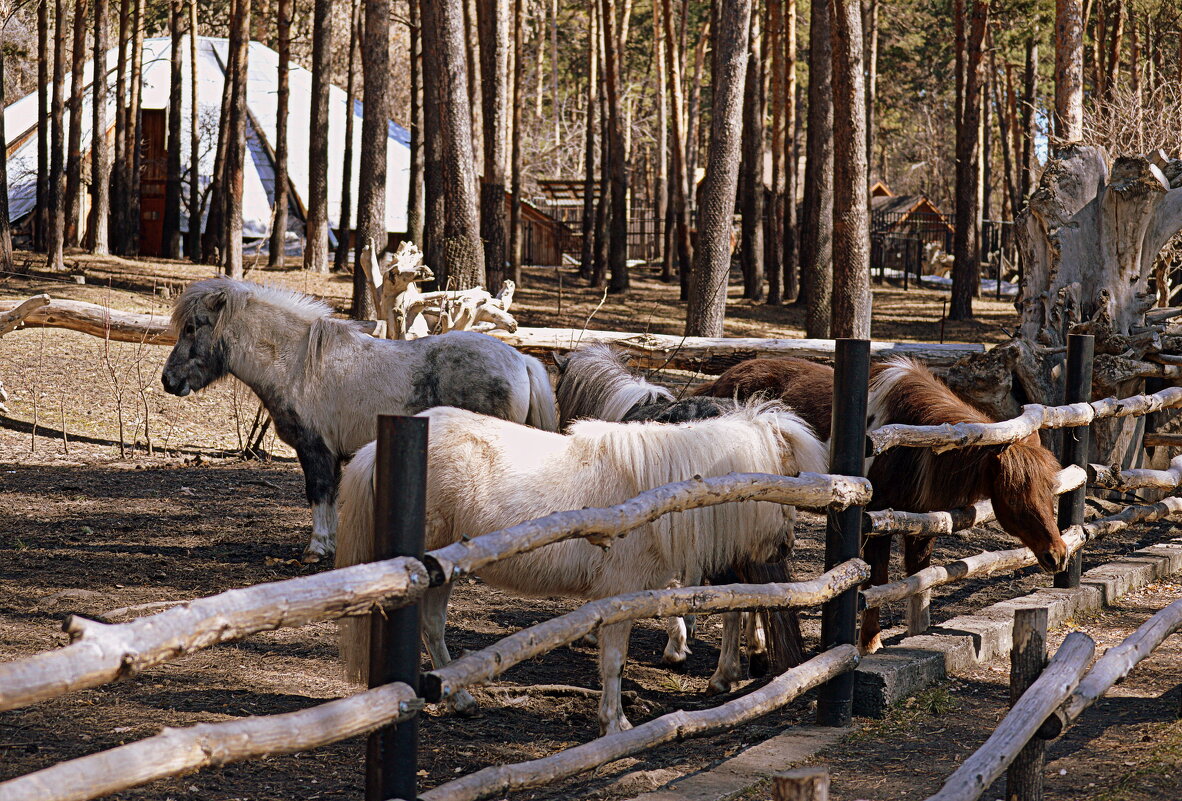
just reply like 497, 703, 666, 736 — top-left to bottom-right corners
2, 330, 1182, 801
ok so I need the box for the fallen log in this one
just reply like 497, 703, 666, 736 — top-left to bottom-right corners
423, 560, 869, 702
0, 297, 175, 344
0, 681, 422, 801
490, 328, 984, 371
0, 294, 50, 336
863, 466, 1086, 537
1037, 599, 1182, 740
923, 632, 1096, 801
862, 496, 1182, 609
425, 472, 873, 586
416, 645, 859, 801
868, 387, 1182, 456
1087, 455, 1182, 491
0, 557, 428, 712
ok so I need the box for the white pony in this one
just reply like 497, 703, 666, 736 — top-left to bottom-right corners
161, 278, 558, 562
337, 404, 827, 734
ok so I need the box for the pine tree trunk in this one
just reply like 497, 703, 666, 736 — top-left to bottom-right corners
830, 0, 870, 338
798, 0, 832, 337
464, 0, 481, 167
478, 0, 508, 287
269, 0, 292, 267
662, 0, 692, 294
354, 0, 390, 319
507, 0, 523, 283
333, 0, 359, 274
600, 0, 629, 294
47, 0, 66, 270
0, 49, 13, 271
782, 0, 798, 302
304, 0, 332, 273
65, 0, 88, 248
579, 2, 598, 281
187, 1, 200, 260
202, 45, 233, 265
407, 0, 424, 248
738, 4, 763, 302
949, 0, 989, 321
1020, 38, 1038, 199
862, 0, 878, 175
36, 0, 48, 252
162, 0, 185, 259
685, 0, 750, 337
126, 0, 144, 256
427, 0, 485, 288
1055, 0, 1084, 145
1102, 0, 1122, 103
223, 0, 248, 277
765, 0, 783, 305
421, 0, 445, 285
89, 0, 110, 255
655, 20, 669, 281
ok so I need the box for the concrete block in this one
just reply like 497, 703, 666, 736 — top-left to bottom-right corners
853, 644, 949, 717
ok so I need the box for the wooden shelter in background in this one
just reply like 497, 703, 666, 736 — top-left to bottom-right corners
533, 178, 661, 264
868, 181, 954, 283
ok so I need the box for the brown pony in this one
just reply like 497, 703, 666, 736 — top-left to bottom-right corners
695, 355, 1068, 651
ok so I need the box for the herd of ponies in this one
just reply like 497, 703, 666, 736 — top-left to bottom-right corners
160, 278, 1068, 735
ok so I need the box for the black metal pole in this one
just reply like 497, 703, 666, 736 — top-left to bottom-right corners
817, 338, 870, 727
1054, 334, 1093, 590
366, 415, 427, 801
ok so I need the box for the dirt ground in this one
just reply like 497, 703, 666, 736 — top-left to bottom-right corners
0, 254, 1179, 800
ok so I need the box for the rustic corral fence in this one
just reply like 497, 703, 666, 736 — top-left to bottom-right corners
2, 330, 1182, 800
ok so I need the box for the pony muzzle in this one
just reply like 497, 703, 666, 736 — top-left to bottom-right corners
161, 372, 191, 397
1035, 548, 1069, 574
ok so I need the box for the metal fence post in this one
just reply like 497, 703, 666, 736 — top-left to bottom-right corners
817, 338, 870, 727
1054, 334, 1093, 590
366, 415, 428, 801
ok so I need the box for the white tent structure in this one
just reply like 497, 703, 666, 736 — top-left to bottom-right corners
3, 35, 410, 255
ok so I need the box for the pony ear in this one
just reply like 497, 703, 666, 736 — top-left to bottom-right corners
553, 352, 570, 371
203, 291, 227, 312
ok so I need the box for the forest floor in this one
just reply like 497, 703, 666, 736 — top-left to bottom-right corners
0, 253, 1179, 800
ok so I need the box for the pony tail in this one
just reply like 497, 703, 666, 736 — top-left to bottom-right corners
524, 355, 560, 432
775, 412, 830, 475
336, 441, 379, 685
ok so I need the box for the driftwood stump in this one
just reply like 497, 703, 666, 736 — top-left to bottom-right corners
945, 145, 1182, 471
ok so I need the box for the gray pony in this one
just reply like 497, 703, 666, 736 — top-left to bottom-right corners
162, 277, 558, 561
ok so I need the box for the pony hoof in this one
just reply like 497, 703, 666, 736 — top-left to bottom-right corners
749, 652, 770, 678
300, 550, 323, 564
705, 677, 736, 696
577, 633, 598, 648
600, 716, 633, 736
451, 690, 480, 717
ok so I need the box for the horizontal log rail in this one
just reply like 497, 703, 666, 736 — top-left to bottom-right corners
425, 472, 873, 586
923, 632, 1096, 801
0, 557, 429, 713
0, 681, 422, 801
863, 466, 1087, 537
861, 496, 1182, 609
1143, 432, 1182, 448
1038, 599, 1182, 740
423, 560, 869, 702
868, 386, 1182, 456
415, 645, 859, 801
1088, 455, 1182, 491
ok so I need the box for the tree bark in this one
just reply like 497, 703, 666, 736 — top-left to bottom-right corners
1055, 0, 1084, 145
89, 0, 110, 256
223, 0, 249, 278
949, 0, 988, 321
600, 0, 629, 293
334, 0, 360, 275
162, 0, 185, 259
407, 0, 424, 248
739, 4, 764, 302
202, 34, 233, 265
478, 0, 509, 288
426, 0, 485, 288
0, 48, 12, 271
766, 0, 784, 305
35, 0, 48, 252
862, 0, 877, 178
507, 0, 523, 283
187, 0, 199, 260
47, 0, 66, 270
421, 0, 445, 284
798, 0, 832, 337
304, 0, 332, 273
655, 18, 669, 281
354, 0, 390, 319
126, 0, 144, 256
685, 0, 751, 337
579, 4, 598, 281
269, 0, 293, 267
662, 0, 693, 295
830, 0, 870, 338
782, 0, 798, 302
65, 0, 87, 248
1020, 38, 1038, 200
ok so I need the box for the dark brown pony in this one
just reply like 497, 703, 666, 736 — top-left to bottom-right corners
695, 356, 1068, 651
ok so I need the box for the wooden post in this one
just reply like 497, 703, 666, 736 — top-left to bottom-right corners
773, 766, 830, 801
1006, 606, 1048, 801
1054, 333, 1093, 589
817, 338, 870, 727
366, 416, 428, 801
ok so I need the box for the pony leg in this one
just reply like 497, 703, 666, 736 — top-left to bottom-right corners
296, 440, 340, 563
597, 620, 634, 735
419, 583, 479, 716
903, 534, 935, 636
662, 616, 692, 666
744, 613, 770, 678
707, 612, 744, 695
860, 533, 892, 653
